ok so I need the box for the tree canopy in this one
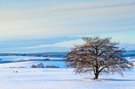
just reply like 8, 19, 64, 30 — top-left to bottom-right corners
66, 37, 133, 79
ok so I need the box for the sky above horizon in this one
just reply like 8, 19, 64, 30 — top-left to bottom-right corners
0, 0, 135, 53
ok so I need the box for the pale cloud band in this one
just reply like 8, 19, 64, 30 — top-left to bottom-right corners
0, 0, 135, 52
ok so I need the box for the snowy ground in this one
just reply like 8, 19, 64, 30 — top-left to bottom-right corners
0, 56, 135, 89
0, 68, 135, 89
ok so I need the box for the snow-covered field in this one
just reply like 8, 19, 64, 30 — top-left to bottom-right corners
0, 56, 135, 89
0, 68, 135, 89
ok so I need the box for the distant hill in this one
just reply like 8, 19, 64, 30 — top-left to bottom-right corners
123, 50, 135, 57
0, 52, 68, 57
0, 50, 135, 57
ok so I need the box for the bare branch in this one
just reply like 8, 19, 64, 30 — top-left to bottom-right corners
66, 37, 133, 79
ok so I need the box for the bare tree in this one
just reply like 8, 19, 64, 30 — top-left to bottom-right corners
66, 37, 133, 79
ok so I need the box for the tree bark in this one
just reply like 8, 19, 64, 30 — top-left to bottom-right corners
94, 72, 99, 79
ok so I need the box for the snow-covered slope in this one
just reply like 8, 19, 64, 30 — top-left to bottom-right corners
0, 56, 134, 68
0, 61, 66, 68
0, 56, 66, 68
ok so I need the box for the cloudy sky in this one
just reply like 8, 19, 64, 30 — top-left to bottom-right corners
0, 0, 135, 53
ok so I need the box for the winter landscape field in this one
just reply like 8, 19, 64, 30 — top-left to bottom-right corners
0, 0, 135, 89
0, 55, 134, 89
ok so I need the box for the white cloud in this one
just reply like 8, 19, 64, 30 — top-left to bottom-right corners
21, 39, 84, 49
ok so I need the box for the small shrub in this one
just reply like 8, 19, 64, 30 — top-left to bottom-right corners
46, 66, 59, 68
31, 65, 37, 68
37, 63, 45, 68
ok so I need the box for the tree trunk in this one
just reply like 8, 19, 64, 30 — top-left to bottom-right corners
94, 73, 99, 79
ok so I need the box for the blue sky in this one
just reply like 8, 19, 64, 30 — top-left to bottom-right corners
0, 0, 135, 53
